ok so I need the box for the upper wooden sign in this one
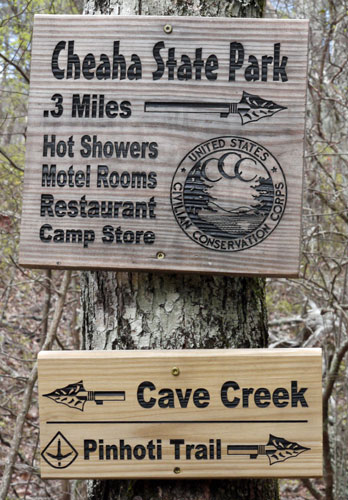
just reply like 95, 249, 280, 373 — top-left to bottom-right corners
38, 349, 322, 479
19, 15, 309, 276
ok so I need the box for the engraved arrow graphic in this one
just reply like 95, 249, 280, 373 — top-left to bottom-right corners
144, 91, 287, 125
227, 434, 310, 465
43, 380, 125, 411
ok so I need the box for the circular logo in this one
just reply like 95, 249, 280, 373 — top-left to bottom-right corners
171, 136, 287, 252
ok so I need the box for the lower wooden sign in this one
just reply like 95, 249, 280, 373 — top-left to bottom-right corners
38, 349, 322, 479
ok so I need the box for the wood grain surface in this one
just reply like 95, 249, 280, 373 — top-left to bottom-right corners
38, 348, 322, 478
19, 15, 309, 276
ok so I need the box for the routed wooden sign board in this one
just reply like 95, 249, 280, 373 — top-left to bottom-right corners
38, 349, 322, 478
20, 15, 309, 276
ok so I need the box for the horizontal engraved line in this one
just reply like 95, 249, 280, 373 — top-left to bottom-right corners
47, 419, 308, 424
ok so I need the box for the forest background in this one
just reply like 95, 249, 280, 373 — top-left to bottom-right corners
0, 0, 347, 499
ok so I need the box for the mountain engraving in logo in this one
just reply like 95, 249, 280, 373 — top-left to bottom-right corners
43, 380, 126, 411
171, 136, 287, 252
41, 431, 78, 469
145, 91, 287, 125
227, 434, 310, 465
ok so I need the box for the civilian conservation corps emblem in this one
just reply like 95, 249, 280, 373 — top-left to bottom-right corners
171, 136, 287, 252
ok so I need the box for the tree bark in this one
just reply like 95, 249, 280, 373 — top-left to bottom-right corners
81, 1, 279, 499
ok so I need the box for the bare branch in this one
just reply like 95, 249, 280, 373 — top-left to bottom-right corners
0, 271, 72, 500
0, 52, 30, 84
301, 478, 324, 500
0, 147, 24, 173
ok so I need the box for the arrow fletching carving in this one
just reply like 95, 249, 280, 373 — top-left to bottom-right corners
238, 91, 287, 125
227, 434, 311, 465
144, 91, 286, 124
43, 380, 87, 411
266, 434, 310, 465
43, 381, 126, 411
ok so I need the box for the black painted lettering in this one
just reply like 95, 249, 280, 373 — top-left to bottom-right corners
152, 41, 165, 80
148, 172, 157, 188
112, 41, 126, 80
97, 165, 109, 187
205, 54, 218, 80
148, 197, 156, 218
96, 54, 111, 79
102, 226, 155, 245
273, 388, 289, 408
65, 229, 82, 244
186, 443, 195, 459
131, 171, 146, 187
72, 94, 90, 117
82, 53, 96, 80
229, 42, 244, 81
105, 99, 118, 118
43, 135, 56, 157
121, 173, 131, 188
221, 380, 240, 408
119, 440, 132, 460
242, 387, 254, 407
83, 230, 95, 247
291, 381, 308, 407
80, 135, 91, 158
166, 47, 177, 80
98, 441, 104, 461
115, 141, 130, 158
57, 170, 67, 186
50, 93, 63, 117
133, 445, 146, 460
106, 444, 118, 459
102, 225, 114, 243
119, 100, 132, 118
193, 48, 204, 80
144, 231, 155, 244
43, 135, 74, 157
40, 224, 52, 242
130, 142, 140, 158
149, 142, 158, 159
158, 388, 174, 408
84, 439, 97, 459
177, 55, 192, 80
175, 388, 192, 408
42, 165, 56, 187
135, 201, 146, 218
254, 388, 271, 408
137, 381, 156, 408
245, 55, 260, 81
67, 41, 80, 79
127, 55, 142, 80
170, 439, 185, 460
273, 43, 288, 82
51, 41, 66, 79
193, 388, 210, 408
195, 444, 208, 460
147, 440, 155, 460
54, 200, 67, 217
40, 194, 54, 216
262, 54, 273, 81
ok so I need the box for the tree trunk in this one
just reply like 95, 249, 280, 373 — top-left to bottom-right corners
81, 1, 279, 499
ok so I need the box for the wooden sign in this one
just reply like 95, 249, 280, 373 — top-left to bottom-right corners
38, 349, 322, 478
20, 15, 309, 276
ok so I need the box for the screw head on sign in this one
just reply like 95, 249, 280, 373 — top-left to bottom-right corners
156, 252, 165, 260
174, 466, 181, 474
171, 367, 180, 376
163, 24, 173, 34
